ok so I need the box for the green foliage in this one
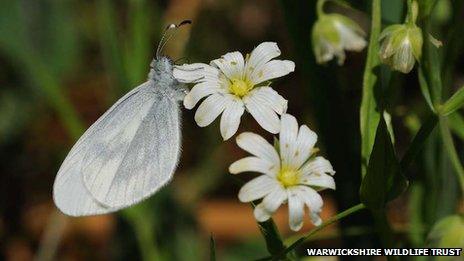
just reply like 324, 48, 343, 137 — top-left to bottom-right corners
360, 0, 382, 177
439, 86, 464, 116
360, 119, 408, 210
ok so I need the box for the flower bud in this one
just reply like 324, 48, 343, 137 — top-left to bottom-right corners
379, 24, 423, 73
312, 14, 367, 65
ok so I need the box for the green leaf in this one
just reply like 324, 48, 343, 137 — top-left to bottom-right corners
448, 112, 464, 140
209, 234, 216, 261
360, 0, 382, 177
360, 118, 408, 210
439, 86, 464, 116
400, 113, 438, 170
427, 215, 464, 248
418, 66, 436, 112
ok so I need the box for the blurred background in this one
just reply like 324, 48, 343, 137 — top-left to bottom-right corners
0, 0, 463, 260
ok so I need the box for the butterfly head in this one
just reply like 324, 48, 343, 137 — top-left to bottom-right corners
149, 20, 191, 90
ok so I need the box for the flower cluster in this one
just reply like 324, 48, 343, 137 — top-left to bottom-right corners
175, 42, 336, 231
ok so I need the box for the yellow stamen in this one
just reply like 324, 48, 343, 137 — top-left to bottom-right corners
277, 167, 300, 188
229, 78, 252, 97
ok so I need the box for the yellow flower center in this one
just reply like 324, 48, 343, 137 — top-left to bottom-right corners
229, 78, 252, 97
277, 167, 300, 188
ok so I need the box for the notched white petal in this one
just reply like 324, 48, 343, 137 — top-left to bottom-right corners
287, 189, 305, 231
300, 156, 335, 176
300, 172, 336, 190
279, 114, 299, 166
220, 96, 245, 140
236, 132, 280, 164
254, 202, 272, 222
229, 156, 278, 176
173, 63, 220, 83
262, 187, 287, 213
243, 94, 281, 134
212, 51, 245, 79
194, 93, 227, 127
238, 175, 278, 202
250, 60, 295, 85
183, 82, 222, 109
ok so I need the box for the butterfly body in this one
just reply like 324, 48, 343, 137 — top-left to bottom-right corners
53, 56, 185, 216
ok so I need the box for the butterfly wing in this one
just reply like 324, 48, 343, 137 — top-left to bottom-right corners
81, 92, 181, 209
53, 81, 161, 216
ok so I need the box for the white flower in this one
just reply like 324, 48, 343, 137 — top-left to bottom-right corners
229, 114, 335, 231
312, 14, 367, 65
173, 42, 294, 140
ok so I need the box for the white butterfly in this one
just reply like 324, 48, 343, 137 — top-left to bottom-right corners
53, 21, 191, 216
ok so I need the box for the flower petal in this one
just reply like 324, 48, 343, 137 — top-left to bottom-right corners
229, 156, 279, 176
243, 94, 281, 134
300, 156, 336, 176
248, 87, 287, 115
173, 63, 220, 83
211, 51, 245, 79
220, 96, 245, 140
194, 93, 227, 127
246, 42, 281, 74
262, 186, 287, 213
254, 202, 272, 222
300, 172, 336, 190
336, 22, 367, 52
184, 82, 223, 109
279, 114, 299, 167
249, 60, 295, 85
236, 132, 280, 164
293, 125, 318, 168
293, 185, 324, 215
287, 188, 305, 231
238, 175, 278, 202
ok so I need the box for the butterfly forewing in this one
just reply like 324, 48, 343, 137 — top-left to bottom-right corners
82, 93, 181, 208
53, 80, 181, 216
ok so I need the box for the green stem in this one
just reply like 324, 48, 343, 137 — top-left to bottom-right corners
439, 117, 464, 194
405, 0, 417, 25
316, 0, 327, 17
256, 203, 366, 261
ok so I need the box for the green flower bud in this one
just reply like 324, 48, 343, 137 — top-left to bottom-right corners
312, 14, 367, 65
379, 24, 423, 73
427, 215, 464, 250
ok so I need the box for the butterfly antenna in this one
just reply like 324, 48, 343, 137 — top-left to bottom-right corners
156, 20, 192, 59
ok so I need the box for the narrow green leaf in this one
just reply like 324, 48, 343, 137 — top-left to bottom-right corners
360, 118, 408, 209
439, 86, 464, 116
447, 112, 464, 140
209, 234, 216, 261
400, 113, 438, 171
360, 0, 382, 177
418, 67, 436, 112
